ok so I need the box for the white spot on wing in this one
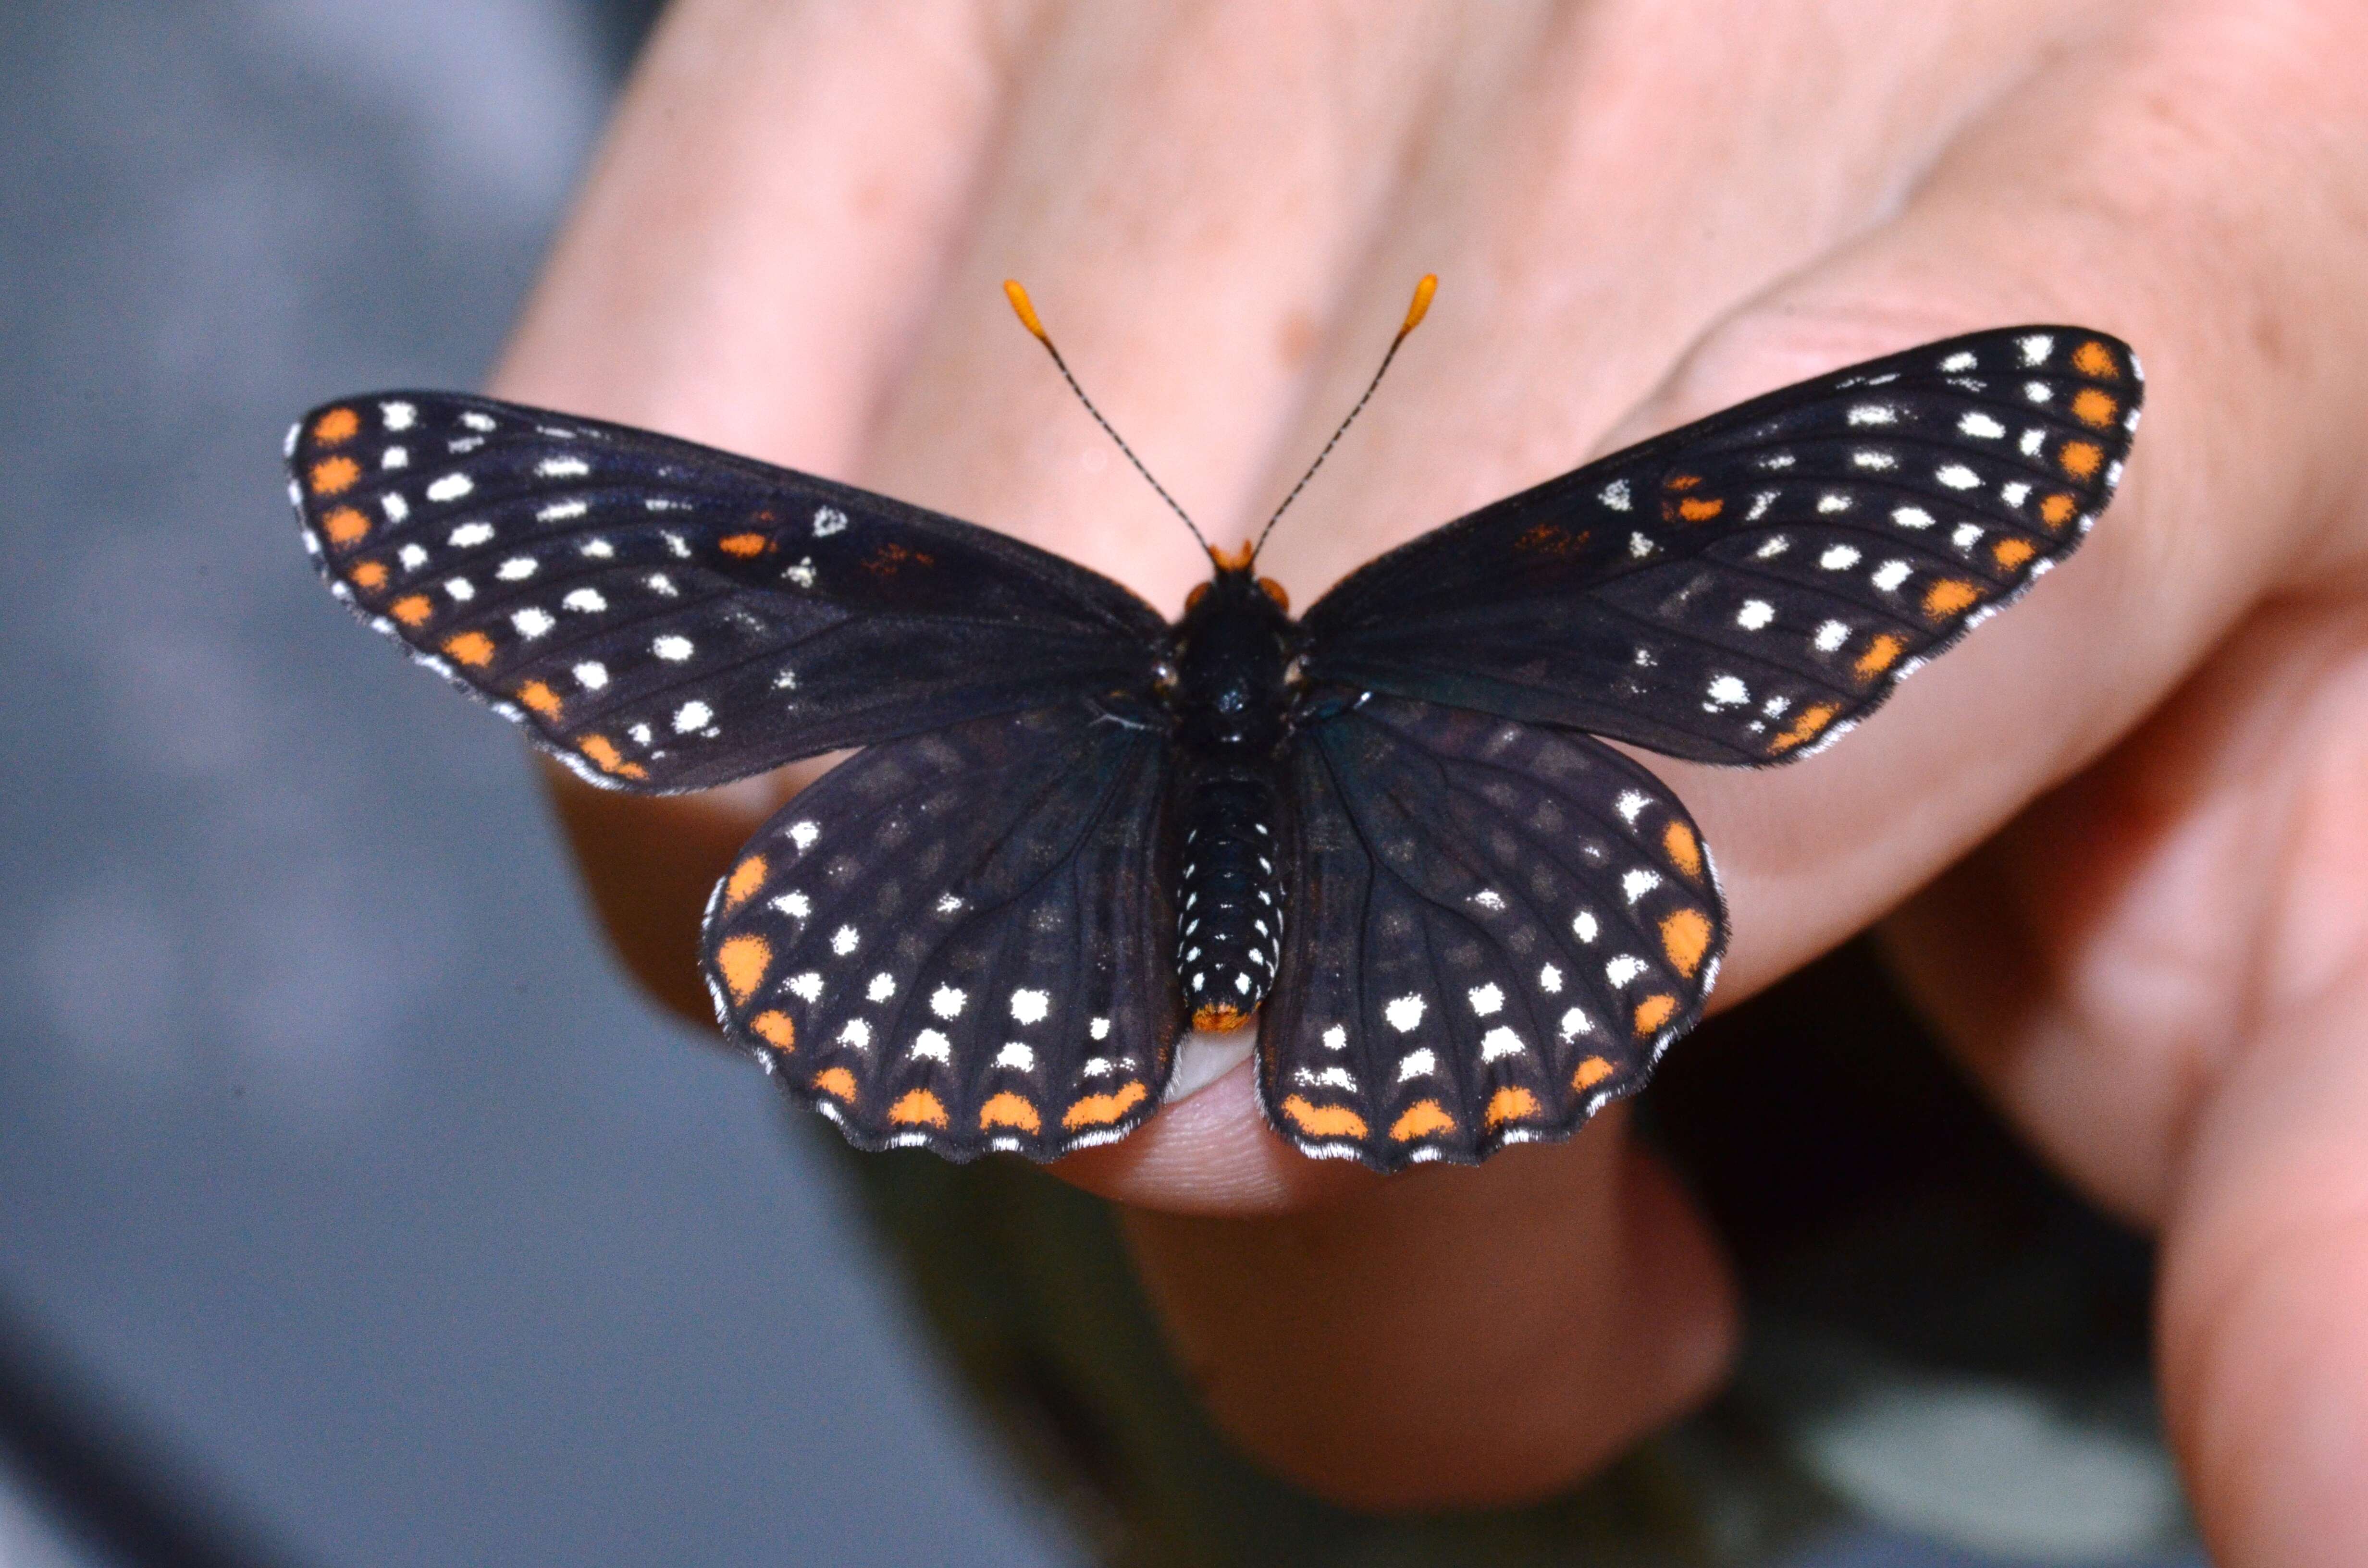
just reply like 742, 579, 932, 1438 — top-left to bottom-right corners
1384, 995, 1426, 1032
537, 457, 590, 479
673, 699, 713, 733
812, 506, 849, 537
1395, 1048, 1435, 1082
1736, 600, 1775, 631
1606, 955, 1647, 987
1958, 412, 2008, 439
1468, 983, 1504, 1017
930, 986, 966, 1019
1010, 989, 1049, 1025
830, 925, 859, 956
867, 973, 896, 1004
653, 634, 693, 661
1622, 868, 1662, 903
1819, 544, 1861, 569
1480, 1026, 1526, 1062
995, 1042, 1035, 1072
786, 821, 819, 852
1814, 619, 1850, 652
1937, 463, 1980, 490
425, 473, 473, 503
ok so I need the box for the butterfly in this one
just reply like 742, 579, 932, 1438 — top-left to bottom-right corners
288, 278, 2139, 1169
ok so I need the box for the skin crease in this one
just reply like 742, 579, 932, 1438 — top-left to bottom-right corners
488, 0, 2368, 1550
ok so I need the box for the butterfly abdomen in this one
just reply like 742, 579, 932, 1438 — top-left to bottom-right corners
1168, 565, 1298, 1031
1175, 769, 1284, 1030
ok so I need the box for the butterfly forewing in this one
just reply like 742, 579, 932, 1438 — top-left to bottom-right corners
701, 702, 1180, 1159
1260, 693, 1724, 1168
1304, 328, 2141, 764
289, 392, 1165, 791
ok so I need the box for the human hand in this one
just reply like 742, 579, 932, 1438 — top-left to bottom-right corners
490, 1, 2368, 1555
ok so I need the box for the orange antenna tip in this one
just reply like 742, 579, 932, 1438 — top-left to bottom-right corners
1400, 274, 1438, 337
1003, 279, 1048, 342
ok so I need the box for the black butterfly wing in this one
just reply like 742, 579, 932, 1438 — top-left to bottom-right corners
287, 392, 1167, 791
700, 700, 1180, 1160
1259, 692, 1723, 1169
1304, 329, 2141, 764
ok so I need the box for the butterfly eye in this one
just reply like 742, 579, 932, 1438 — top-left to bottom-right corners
1258, 576, 1291, 612
1185, 582, 1210, 613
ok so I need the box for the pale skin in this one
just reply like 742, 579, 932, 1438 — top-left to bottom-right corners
490, 1, 2368, 1558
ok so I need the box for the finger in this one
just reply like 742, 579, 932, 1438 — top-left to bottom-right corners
1568, 3, 2367, 1021
493, 0, 1027, 462
2155, 672, 2368, 1566
1122, 1129, 1736, 1510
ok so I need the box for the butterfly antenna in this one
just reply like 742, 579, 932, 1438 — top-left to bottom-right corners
1004, 280, 1212, 556
1250, 274, 1435, 561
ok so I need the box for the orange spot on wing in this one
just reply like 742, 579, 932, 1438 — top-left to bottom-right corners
310, 407, 360, 444
888, 1089, 950, 1128
1280, 1095, 1368, 1140
2039, 492, 2078, 529
2072, 340, 2119, 379
1659, 908, 1712, 979
1767, 701, 1839, 754
321, 506, 370, 547
1192, 1003, 1252, 1032
722, 855, 766, 911
1062, 1080, 1149, 1129
1389, 1100, 1455, 1141
748, 1011, 795, 1050
1665, 473, 1703, 491
1922, 578, 1981, 619
1663, 820, 1702, 879
1572, 1056, 1616, 1091
2059, 439, 2104, 479
718, 533, 769, 557
348, 561, 387, 590
1676, 496, 1725, 522
1633, 993, 1678, 1036
1992, 538, 2037, 570
1483, 1086, 1540, 1129
517, 679, 562, 718
980, 1092, 1042, 1133
715, 934, 772, 1004
2071, 388, 2118, 428
308, 455, 361, 496
577, 735, 648, 780
1853, 632, 1905, 680
811, 1066, 858, 1102
443, 630, 495, 667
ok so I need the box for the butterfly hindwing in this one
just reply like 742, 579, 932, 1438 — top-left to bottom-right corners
701, 701, 1180, 1160
1304, 328, 2141, 764
288, 392, 1166, 791
1258, 692, 1725, 1169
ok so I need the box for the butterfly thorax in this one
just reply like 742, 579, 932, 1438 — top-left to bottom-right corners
1167, 564, 1298, 1031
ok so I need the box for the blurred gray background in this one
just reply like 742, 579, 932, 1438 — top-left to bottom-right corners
0, 3, 1071, 1563
0, 6, 2212, 1568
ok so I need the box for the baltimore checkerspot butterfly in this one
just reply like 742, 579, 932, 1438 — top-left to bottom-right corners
289, 279, 2139, 1168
